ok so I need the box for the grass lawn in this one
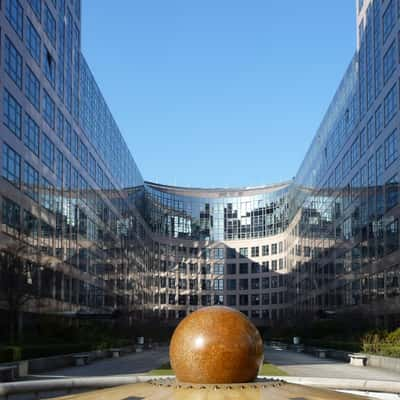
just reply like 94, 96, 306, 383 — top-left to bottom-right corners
148, 361, 287, 376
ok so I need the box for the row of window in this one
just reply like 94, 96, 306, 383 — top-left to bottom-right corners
3, 84, 114, 196
159, 276, 286, 291
159, 259, 286, 275
156, 242, 284, 258
157, 292, 286, 307
159, 308, 283, 320
162, 274, 286, 288
7, 0, 60, 49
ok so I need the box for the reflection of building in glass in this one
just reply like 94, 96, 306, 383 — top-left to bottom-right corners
1, 0, 400, 328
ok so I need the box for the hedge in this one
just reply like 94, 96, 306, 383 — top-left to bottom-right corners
303, 339, 361, 352
0, 339, 133, 363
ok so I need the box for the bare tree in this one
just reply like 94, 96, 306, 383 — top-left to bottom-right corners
0, 242, 39, 343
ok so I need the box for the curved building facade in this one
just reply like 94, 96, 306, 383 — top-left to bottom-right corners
146, 182, 292, 324
1, 0, 400, 331
145, 182, 291, 241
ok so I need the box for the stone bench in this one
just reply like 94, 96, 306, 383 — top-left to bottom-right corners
0, 365, 18, 382
293, 345, 304, 353
109, 348, 123, 358
73, 353, 91, 366
315, 348, 327, 358
349, 353, 367, 367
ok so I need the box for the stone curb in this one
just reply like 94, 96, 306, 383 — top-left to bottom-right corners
1, 375, 400, 396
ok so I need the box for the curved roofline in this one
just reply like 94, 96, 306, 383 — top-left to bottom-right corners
145, 180, 293, 198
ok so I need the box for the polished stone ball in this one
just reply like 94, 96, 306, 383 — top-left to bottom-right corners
169, 306, 264, 384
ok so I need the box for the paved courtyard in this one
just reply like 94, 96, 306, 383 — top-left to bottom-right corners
30, 344, 400, 382
35, 347, 169, 379
265, 344, 400, 381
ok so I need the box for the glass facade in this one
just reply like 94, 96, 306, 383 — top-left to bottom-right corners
145, 182, 290, 241
0, 0, 150, 320
1, 0, 400, 327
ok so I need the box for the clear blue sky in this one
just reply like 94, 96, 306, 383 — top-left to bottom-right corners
82, 1, 356, 188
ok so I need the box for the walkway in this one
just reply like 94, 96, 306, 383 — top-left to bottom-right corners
265, 344, 400, 381
34, 347, 169, 379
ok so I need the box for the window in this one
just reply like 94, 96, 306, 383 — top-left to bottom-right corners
41, 177, 54, 212
384, 84, 397, 125
26, 18, 41, 65
262, 294, 269, 305
226, 295, 236, 306
351, 137, 360, 167
360, 128, 367, 155
383, 0, 395, 43
41, 132, 54, 170
227, 264, 236, 274
239, 263, 248, 274
251, 278, 260, 290
64, 119, 72, 151
73, 0, 80, 18
214, 264, 224, 274
383, 40, 396, 83
28, 0, 41, 21
213, 247, 224, 259
24, 113, 39, 156
43, 90, 55, 128
201, 279, 211, 290
251, 263, 261, 274
239, 294, 248, 306
261, 261, 269, 272
89, 153, 96, 179
43, 47, 55, 87
376, 146, 384, 185
386, 175, 398, 210
262, 245, 269, 256
251, 246, 259, 257
6, 0, 23, 39
271, 243, 277, 255
23, 210, 38, 244
25, 65, 40, 110
385, 130, 398, 168
239, 247, 248, 258
4, 36, 22, 89
3, 89, 22, 138
368, 155, 375, 186
342, 150, 351, 177
375, 106, 383, 137
79, 140, 88, 167
44, 5, 56, 47
2, 197, 20, 233
24, 161, 39, 202
72, 130, 79, 158
2, 143, 21, 187
213, 279, 224, 291
56, 109, 64, 140
178, 279, 187, 290
271, 260, 277, 271
262, 277, 269, 289
226, 279, 236, 290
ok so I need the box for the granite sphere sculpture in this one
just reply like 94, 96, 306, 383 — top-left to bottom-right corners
169, 306, 264, 384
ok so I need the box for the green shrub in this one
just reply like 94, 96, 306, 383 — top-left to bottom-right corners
362, 328, 400, 358
305, 339, 361, 352
0, 346, 22, 362
21, 343, 91, 359
385, 328, 400, 345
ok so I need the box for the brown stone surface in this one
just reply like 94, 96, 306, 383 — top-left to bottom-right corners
54, 381, 369, 400
169, 306, 264, 384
